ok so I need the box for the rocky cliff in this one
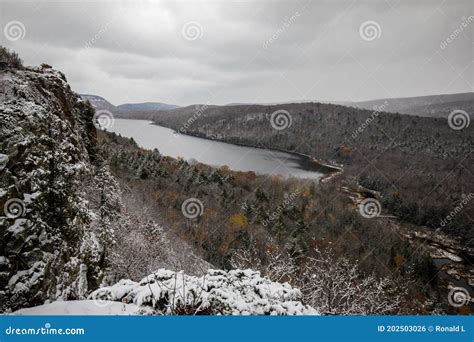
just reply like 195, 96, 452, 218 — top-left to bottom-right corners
0, 62, 105, 310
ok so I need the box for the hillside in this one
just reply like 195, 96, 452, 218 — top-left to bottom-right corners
116, 102, 179, 112
151, 102, 474, 250
110, 92, 474, 122
351, 92, 474, 118
78, 94, 179, 118
222, 93, 474, 118
80, 94, 116, 112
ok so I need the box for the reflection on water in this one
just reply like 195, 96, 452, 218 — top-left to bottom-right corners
108, 119, 323, 179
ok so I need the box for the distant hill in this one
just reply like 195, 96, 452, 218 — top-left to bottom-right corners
79, 95, 180, 116
80, 92, 473, 120
80, 94, 117, 112
116, 102, 180, 112
226, 93, 474, 119
350, 92, 474, 118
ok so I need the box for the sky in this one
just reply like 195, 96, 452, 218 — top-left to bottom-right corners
1, 0, 472, 106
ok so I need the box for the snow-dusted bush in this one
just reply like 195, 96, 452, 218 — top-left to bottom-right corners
230, 245, 297, 283
90, 268, 318, 315
108, 217, 169, 281
297, 248, 404, 315
232, 245, 404, 315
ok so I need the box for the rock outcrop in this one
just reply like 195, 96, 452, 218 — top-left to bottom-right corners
0, 62, 101, 311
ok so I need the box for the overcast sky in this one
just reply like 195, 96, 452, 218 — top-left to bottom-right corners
1, 0, 472, 106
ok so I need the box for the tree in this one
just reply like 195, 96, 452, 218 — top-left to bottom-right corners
296, 248, 403, 315
230, 244, 296, 283
109, 214, 169, 281
0, 46, 23, 68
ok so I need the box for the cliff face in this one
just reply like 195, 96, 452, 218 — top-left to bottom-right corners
0, 64, 103, 310
0, 62, 215, 313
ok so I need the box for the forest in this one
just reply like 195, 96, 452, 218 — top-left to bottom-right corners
148, 102, 473, 250
1, 46, 471, 315
99, 130, 447, 314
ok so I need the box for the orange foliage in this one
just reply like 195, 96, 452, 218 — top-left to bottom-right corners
338, 145, 352, 153
394, 254, 405, 271
233, 171, 257, 187
227, 213, 249, 231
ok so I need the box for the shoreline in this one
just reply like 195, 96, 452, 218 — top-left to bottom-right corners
151, 121, 343, 180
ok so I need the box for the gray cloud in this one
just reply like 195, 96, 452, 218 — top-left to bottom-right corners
1, 0, 472, 105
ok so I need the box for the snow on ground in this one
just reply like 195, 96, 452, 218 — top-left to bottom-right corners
12, 300, 154, 315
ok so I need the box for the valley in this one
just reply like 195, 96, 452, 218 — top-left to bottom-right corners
108, 119, 333, 179
87, 88, 474, 314
1, 46, 472, 316
107, 116, 474, 306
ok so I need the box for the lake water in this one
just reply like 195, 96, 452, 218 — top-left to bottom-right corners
108, 119, 324, 179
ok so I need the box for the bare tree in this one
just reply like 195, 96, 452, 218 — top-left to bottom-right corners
110, 215, 169, 281
232, 245, 404, 315
230, 244, 296, 283
296, 248, 404, 315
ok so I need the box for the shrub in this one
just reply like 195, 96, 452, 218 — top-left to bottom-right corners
0, 46, 23, 69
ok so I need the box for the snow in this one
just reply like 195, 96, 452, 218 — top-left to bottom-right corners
0, 153, 8, 170
12, 300, 154, 316
6, 219, 28, 235
23, 191, 41, 205
90, 268, 318, 315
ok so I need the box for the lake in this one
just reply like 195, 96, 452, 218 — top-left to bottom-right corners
108, 119, 325, 180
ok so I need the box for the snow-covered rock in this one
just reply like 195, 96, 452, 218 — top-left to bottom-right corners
90, 268, 318, 315
1, 60, 101, 311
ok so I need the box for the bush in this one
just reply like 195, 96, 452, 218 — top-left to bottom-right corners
0, 46, 23, 69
